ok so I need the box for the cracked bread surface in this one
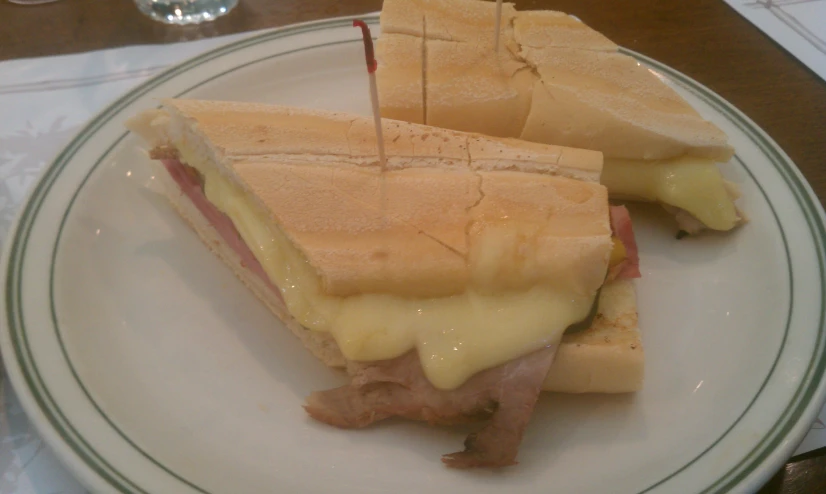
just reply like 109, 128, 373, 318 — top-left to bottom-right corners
127, 99, 610, 299
376, 0, 733, 161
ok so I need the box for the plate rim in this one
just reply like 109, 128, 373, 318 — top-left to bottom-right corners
629, 51, 826, 492
1, 13, 825, 494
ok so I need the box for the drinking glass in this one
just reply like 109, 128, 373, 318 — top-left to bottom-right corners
133, 0, 239, 25
6, 0, 62, 4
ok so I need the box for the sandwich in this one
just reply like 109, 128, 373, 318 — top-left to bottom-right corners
376, 0, 745, 235
126, 98, 643, 468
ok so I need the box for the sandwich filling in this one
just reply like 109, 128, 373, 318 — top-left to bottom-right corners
162, 143, 626, 390
159, 154, 639, 468
601, 157, 741, 232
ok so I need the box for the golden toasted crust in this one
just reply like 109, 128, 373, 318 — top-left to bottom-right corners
467, 134, 601, 181
376, 0, 733, 162
425, 38, 536, 139
225, 163, 611, 298
379, 0, 426, 38
376, 33, 425, 124
470, 171, 610, 295
127, 99, 609, 298
545, 279, 643, 393
520, 50, 733, 161
512, 10, 617, 51
381, 0, 517, 44
234, 162, 475, 297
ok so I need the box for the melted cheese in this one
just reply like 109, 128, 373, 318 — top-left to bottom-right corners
601, 157, 739, 231
180, 148, 596, 390
609, 237, 626, 267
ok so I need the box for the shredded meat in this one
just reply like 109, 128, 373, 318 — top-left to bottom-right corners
304, 345, 558, 468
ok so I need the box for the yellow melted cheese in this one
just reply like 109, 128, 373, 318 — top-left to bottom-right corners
609, 237, 626, 267
178, 148, 595, 390
601, 157, 739, 231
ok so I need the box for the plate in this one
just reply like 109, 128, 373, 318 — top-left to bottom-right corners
2, 14, 825, 494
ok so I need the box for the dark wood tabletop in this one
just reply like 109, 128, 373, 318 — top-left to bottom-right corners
2, 0, 826, 492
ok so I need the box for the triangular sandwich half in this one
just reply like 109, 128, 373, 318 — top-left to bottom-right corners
127, 98, 643, 468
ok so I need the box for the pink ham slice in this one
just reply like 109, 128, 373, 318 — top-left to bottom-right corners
305, 346, 558, 468
608, 205, 641, 281
162, 159, 283, 300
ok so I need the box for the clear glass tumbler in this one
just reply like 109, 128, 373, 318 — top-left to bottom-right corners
133, 0, 239, 25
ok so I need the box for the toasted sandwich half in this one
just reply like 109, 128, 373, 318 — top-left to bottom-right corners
376, 0, 745, 235
126, 98, 643, 468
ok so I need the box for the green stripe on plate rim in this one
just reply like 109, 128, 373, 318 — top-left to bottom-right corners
2, 14, 822, 494
635, 54, 826, 492
631, 49, 826, 492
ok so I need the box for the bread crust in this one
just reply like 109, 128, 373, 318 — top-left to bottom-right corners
127, 100, 609, 298
376, 33, 425, 124
380, 0, 517, 44
547, 279, 643, 393
376, 0, 733, 162
521, 50, 732, 161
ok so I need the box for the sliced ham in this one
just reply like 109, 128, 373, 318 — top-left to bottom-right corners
608, 205, 641, 280
163, 159, 283, 299
305, 346, 558, 468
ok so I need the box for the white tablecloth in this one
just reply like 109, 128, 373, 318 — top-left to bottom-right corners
0, 22, 824, 494
0, 32, 254, 494
724, 0, 826, 83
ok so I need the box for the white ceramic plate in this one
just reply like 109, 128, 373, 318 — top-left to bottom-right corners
2, 14, 825, 494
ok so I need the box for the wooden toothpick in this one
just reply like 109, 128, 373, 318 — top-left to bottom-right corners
353, 20, 387, 170
494, 0, 502, 52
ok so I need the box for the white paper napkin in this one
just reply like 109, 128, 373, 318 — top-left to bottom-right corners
724, 0, 826, 83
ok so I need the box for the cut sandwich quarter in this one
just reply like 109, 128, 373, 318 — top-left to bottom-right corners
377, 0, 744, 234
127, 98, 643, 467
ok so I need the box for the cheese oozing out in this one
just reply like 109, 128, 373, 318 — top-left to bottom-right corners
177, 145, 598, 390
601, 156, 739, 231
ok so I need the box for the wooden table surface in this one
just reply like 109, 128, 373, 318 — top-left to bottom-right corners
2, 0, 826, 492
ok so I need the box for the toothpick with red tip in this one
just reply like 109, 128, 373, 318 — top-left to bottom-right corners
353, 19, 387, 170
494, 0, 503, 52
